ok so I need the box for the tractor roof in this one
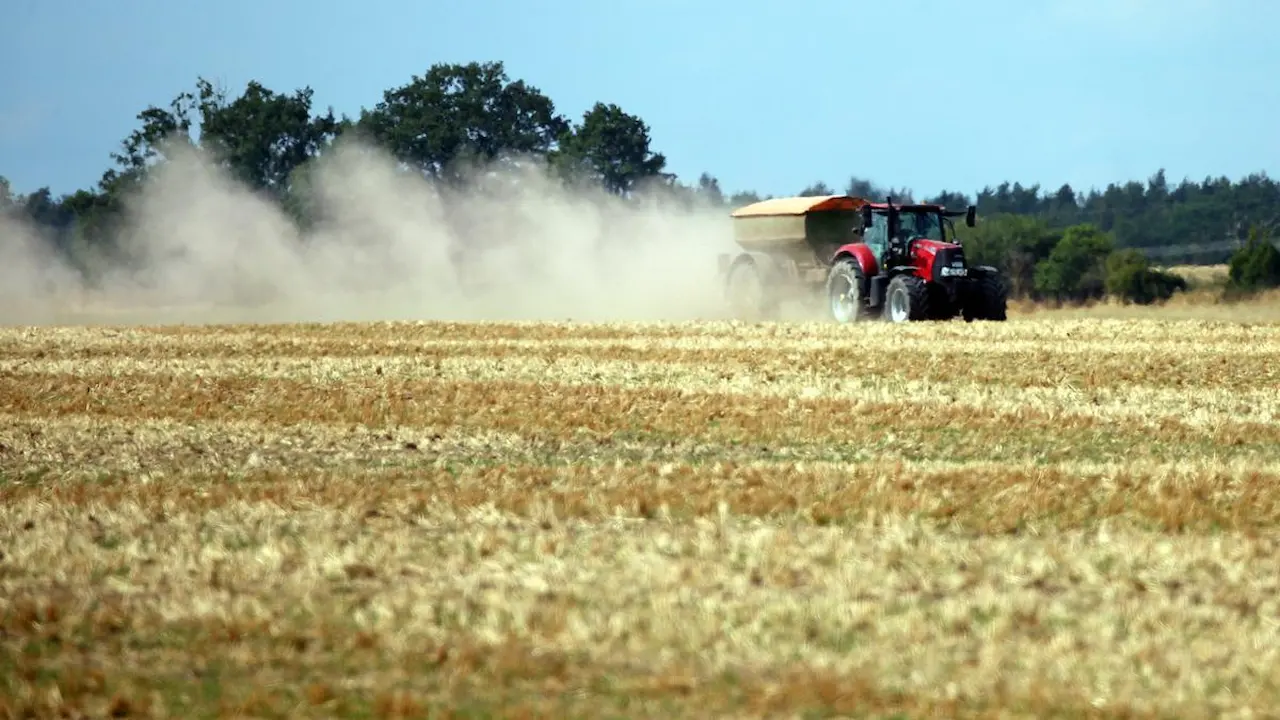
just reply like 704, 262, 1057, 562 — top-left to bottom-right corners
730, 195, 865, 218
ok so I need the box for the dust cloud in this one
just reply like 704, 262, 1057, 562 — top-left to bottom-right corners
0, 138, 743, 326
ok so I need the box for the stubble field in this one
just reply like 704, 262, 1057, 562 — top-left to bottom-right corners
2, 316, 1280, 718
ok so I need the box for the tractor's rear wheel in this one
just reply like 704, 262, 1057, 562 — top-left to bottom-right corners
825, 258, 867, 323
884, 275, 929, 323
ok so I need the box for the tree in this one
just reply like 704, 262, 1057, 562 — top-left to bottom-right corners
57, 188, 118, 259
198, 80, 340, 198
1033, 223, 1114, 302
1225, 225, 1280, 296
953, 214, 1060, 299
96, 79, 238, 201
847, 176, 914, 203
358, 61, 569, 180
694, 173, 725, 206
845, 177, 881, 199
923, 190, 971, 211
16, 188, 64, 229
554, 102, 667, 196
799, 181, 833, 196
86, 77, 346, 244
0, 175, 12, 209
1105, 249, 1186, 305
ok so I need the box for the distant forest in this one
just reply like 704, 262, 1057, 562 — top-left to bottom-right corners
4, 60, 1279, 296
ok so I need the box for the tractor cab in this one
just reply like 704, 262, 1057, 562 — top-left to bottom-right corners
858, 200, 975, 269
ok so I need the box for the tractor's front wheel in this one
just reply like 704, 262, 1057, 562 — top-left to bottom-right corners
825, 258, 867, 323
884, 275, 929, 323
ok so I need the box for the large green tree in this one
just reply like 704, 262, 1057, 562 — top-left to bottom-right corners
554, 102, 667, 196
357, 61, 569, 180
198, 80, 340, 197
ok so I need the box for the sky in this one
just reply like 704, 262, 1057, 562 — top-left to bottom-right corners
1, 0, 1277, 201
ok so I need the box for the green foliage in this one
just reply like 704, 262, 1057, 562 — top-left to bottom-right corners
1226, 226, 1280, 296
553, 102, 667, 196
357, 61, 569, 180
694, 173, 725, 206
106, 85, 208, 174
953, 214, 1060, 299
965, 171, 1280, 266
798, 181, 834, 197
1033, 224, 1114, 302
198, 80, 340, 197
727, 191, 763, 209
848, 176, 915, 203
1104, 249, 1187, 305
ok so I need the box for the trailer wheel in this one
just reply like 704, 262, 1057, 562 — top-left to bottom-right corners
725, 258, 776, 321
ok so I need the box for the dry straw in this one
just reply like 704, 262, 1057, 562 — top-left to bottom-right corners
2, 317, 1279, 718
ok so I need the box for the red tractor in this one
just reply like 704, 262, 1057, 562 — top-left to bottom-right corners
718, 194, 1007, 322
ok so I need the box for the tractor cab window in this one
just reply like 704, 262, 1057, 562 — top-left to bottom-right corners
899, 210, 945, 242
862, 212, 888, 260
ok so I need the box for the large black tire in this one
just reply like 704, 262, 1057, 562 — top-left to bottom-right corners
725, 259, 778, 321
883, 274, 929, 323
825, 258, 868, 323
963, 272, 1008, 322
925, 282, 955, 320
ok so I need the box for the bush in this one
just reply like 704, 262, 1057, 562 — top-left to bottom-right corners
952, 214, 1060, 300
1033, 224, 1114, 303
1104, 249, 1187, 304
1226, 227, 1280, 297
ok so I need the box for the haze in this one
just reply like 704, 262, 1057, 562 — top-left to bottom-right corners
1, 0, 1277, 325
0, 139, 737, 325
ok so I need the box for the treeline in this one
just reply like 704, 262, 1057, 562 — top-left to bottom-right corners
797, 170, 1280, 264
3, 60, 1280, 303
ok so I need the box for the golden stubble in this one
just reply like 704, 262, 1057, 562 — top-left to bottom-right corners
4, 499, 1280, 718
1, 318, 1279, 718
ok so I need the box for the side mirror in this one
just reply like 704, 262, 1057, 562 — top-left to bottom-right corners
860, 205, 873, 229
965, 206, 977, 227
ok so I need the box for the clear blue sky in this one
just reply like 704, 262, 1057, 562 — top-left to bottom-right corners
2, 0, 1276, 201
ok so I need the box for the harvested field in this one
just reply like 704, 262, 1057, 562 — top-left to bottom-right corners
2, 317, 1280, 718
